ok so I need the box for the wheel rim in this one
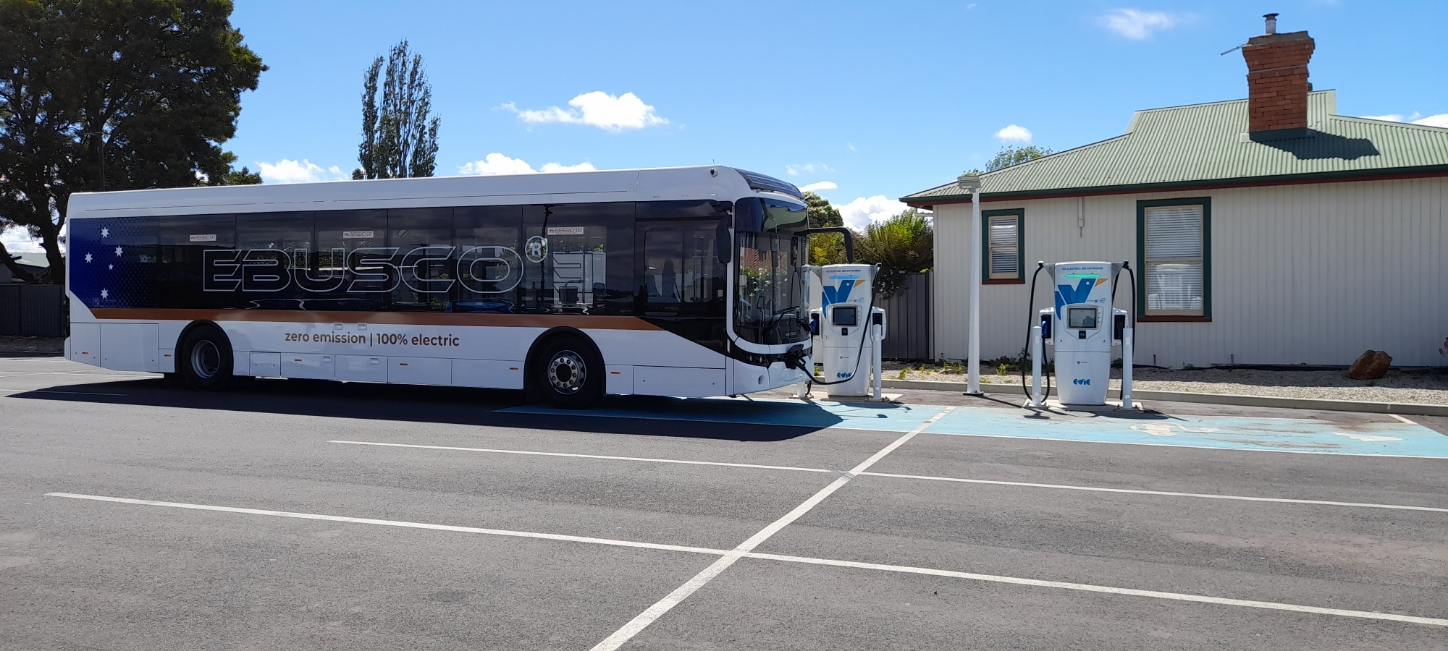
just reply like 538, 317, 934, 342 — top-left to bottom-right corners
191, 340, 221, 380
546, 350, 586, 395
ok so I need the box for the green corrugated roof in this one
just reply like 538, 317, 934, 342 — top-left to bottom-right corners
902, 91, 1448, 203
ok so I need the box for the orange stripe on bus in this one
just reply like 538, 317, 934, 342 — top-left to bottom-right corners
88, 308, 664, 331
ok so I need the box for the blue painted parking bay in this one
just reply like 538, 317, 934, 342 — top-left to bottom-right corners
502, 398, 1448, 458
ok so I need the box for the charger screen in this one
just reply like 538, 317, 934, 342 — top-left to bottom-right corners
1068, 307, 1098, 329
833, 306, 858, 326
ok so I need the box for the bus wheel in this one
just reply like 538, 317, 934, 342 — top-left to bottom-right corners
180, 325, 234, 391
536, 336, 603, 410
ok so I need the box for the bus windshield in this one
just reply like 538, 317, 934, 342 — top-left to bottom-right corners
734, 199, 809, 346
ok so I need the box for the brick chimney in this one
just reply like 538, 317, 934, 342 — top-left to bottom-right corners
1241, 13, 1315, 134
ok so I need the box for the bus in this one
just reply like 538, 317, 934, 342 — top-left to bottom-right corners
63, 166, 819, 408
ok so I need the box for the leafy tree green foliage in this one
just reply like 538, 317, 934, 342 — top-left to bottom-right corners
354, 40, 440, 179
804, 191, 842, 228
801, 192, 848, 266
856, 209, 933, 298
0, 0, 264, 283
963, 145, 1055, 177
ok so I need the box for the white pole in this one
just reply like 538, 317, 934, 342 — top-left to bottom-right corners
1122, 326, 1134, 409
967, 187, 982, 395
872, 319, 883, 401
1031, 324, 1043, 407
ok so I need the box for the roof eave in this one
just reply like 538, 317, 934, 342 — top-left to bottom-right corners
901, 165, 1448, 206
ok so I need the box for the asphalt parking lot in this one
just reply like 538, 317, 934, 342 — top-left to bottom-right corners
3, 355, 1448, 650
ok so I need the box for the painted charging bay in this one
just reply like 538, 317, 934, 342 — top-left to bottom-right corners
504, 398, 1448, 458
924, 409, 1448, 457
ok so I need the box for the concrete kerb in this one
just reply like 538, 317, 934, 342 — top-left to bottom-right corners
879, 379, 1448, 418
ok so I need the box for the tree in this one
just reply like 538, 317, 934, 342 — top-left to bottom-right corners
962, 144, 1055, 177
0, 0, 264, 284
855, 209, 934, 298
353, 40, 440, 180
802, 191, 848, 265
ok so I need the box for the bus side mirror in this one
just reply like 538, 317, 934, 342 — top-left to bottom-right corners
715, 224, 731, 264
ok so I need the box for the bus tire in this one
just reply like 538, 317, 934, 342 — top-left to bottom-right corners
179, 325, 234, 391
534, 335, 603, 410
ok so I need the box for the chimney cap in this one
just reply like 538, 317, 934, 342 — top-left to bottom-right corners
1263, 12, 1279, 35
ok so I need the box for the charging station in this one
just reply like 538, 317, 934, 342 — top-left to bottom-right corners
1027, 261, 1136, 410
805, 263, 887, 400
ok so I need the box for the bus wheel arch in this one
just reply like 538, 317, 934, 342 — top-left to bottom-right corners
525, 327, 605, 409
176, 320, 236, 391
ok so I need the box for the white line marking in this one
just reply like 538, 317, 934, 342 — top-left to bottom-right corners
923, 430, 1448, 459
1391, 414, 1418, 425
43, 493, 728, 556
859, 472, 1448, 513
334, 439, 1448, 514
329, 440, 835, 474
741, 552, 1448, 627
47, 490, 1448, 628
588, 406, 957, 651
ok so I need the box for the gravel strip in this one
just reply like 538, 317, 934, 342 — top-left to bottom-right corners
883, 362, 1448, 405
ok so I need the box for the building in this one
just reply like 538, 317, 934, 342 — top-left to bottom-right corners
1, 252, 52, 284
902, 19, 1448, 368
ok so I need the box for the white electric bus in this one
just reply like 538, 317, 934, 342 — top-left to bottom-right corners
64, 166, 824, 408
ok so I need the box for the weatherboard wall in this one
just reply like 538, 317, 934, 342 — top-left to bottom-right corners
930, 176, 1448, 367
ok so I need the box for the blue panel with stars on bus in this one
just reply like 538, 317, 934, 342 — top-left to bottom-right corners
69, 217, 158, 309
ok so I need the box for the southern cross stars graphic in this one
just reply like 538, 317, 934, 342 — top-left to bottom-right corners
73, 218, 156, 309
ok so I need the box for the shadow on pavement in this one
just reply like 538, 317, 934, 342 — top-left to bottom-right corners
8, 376, 840, 442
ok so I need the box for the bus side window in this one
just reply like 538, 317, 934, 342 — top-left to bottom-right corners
235, 212, 311, 310
641, 222, 724, 318
387, 207, 453, 312
158, 214, 235, 309
314, 210, 386, 311
522, 202, 634, 315
454, 205, 523, 313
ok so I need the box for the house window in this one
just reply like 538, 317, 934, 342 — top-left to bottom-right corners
982, 209, 1023, 282
1137, 198, 1210, 318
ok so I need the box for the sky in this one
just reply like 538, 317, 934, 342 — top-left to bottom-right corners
5, 0, 1447, 252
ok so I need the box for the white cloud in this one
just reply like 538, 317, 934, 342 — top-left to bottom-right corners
257, 159, 347, 184
1357, 111, 1448, 128
1415, 114, 1448, 128
457, 153, 596, 176
458, 153, 539, 176
799, 181, 837, 193
837, 195, 908, 230
785, 163, 833, 176
847, 142, 857, 151
2, 225, 44, 253
539, 161, 598, 174
504, 91, 667, 131
1100, 9, 1177, 40
995, 124, 1033, 143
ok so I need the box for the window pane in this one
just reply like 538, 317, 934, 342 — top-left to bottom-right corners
988, 216, 1018, 246
1146, 261, 1204, 313
314, 210, 387, 310
388, 208, 453, 312
159, 214, 234, 309
1145, 206, 1203, 259
236, 212, 312, 308
455, 205, 523, 313
990, 246, 1019, 276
